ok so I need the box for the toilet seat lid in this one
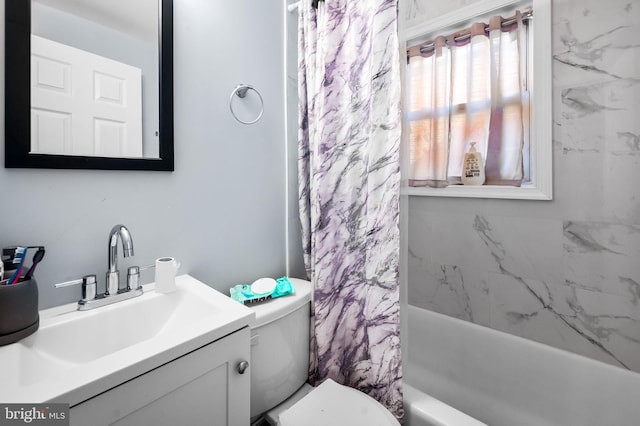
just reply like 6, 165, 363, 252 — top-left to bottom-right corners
279, 379, 400, 426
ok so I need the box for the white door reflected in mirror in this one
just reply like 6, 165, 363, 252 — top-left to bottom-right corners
31, 35, 143, 157
30, 0, 160, 159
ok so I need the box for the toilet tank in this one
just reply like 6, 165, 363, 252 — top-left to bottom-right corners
248, 278, 312, 419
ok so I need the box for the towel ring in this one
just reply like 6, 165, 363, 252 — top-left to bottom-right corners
229, 84, 264, 125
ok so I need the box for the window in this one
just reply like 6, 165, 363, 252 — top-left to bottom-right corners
402, 0, 552, 200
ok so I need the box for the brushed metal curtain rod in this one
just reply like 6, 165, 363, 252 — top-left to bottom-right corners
416, 9, 533, 54
288, 1, 300, 12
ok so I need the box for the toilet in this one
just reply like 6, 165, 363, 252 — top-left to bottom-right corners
248, 278, 399, 426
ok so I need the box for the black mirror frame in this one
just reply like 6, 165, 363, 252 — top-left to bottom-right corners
5, 0, 174, 171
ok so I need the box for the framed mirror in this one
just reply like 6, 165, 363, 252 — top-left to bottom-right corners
5, 0, 173, 171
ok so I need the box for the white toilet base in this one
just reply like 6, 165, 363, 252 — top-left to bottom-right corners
264, 383, 314, 425
266, 379, 399, 426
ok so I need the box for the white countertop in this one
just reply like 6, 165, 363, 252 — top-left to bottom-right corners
0, 275, 254, 406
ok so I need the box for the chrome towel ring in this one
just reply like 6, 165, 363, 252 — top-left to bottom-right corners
229, 84, 264, 125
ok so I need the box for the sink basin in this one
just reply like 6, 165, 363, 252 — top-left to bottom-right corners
23, 284, 215, 364
0, 275, 254, 405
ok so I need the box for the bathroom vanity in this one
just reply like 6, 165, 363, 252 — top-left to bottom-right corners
0, 275, 254, 425
70, 328, 250, 425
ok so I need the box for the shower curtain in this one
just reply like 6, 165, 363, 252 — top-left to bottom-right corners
297, 0, 403, 421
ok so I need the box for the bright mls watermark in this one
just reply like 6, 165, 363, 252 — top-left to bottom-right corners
1, 404, 69, 425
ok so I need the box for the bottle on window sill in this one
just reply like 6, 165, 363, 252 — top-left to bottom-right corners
461, 142, 485, 186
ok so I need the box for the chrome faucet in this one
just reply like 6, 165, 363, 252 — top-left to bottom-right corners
106, 224, 134, 295
54, 224, 145, 311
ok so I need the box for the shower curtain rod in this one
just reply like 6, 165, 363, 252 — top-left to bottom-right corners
415, 9, 533, 54
288, 1, 300, 12
289, 0, 323, 12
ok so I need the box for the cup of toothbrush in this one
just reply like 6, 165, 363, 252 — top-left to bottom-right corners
0, 277, 39, 345
0, 246, 43, 345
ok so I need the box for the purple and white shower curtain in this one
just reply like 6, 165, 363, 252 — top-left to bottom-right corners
297, 0, 403, 421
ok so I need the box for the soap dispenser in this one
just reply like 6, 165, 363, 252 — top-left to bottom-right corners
461, 142, 485, 185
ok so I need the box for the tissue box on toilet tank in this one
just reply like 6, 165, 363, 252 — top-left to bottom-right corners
0, 278, 39, 346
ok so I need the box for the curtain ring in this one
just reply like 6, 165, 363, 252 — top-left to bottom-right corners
229, 84, 264, 125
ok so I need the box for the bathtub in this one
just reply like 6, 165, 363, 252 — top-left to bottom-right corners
403, 383, 487, 426
403, 305, 640, 426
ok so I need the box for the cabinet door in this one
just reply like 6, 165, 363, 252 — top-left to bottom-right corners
70, 327, 251, 426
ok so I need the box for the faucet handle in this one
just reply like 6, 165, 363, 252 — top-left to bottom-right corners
54, 274, 97, 302
54, 278, 83, 288
127, 264, 156, 291
127, 266, 140, 291
81, 275, 97, 301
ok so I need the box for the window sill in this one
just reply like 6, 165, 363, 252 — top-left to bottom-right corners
401, 183, 552, 200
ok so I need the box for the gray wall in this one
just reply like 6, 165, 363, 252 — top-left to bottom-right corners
405, 0, 640, 372
1, 0, 289, 309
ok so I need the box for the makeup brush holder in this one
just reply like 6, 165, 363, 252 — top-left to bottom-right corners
0, 278, 39, 346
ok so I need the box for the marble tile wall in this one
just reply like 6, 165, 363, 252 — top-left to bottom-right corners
406, 0, 640, 372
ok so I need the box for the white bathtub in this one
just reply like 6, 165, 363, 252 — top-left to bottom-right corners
403, 383, 487, 426
403, 305, 640, 426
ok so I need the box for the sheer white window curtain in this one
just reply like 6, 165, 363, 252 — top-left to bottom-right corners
407, 10, 530, 187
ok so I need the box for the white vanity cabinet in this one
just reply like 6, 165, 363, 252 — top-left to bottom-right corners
69, 327, 251, 426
